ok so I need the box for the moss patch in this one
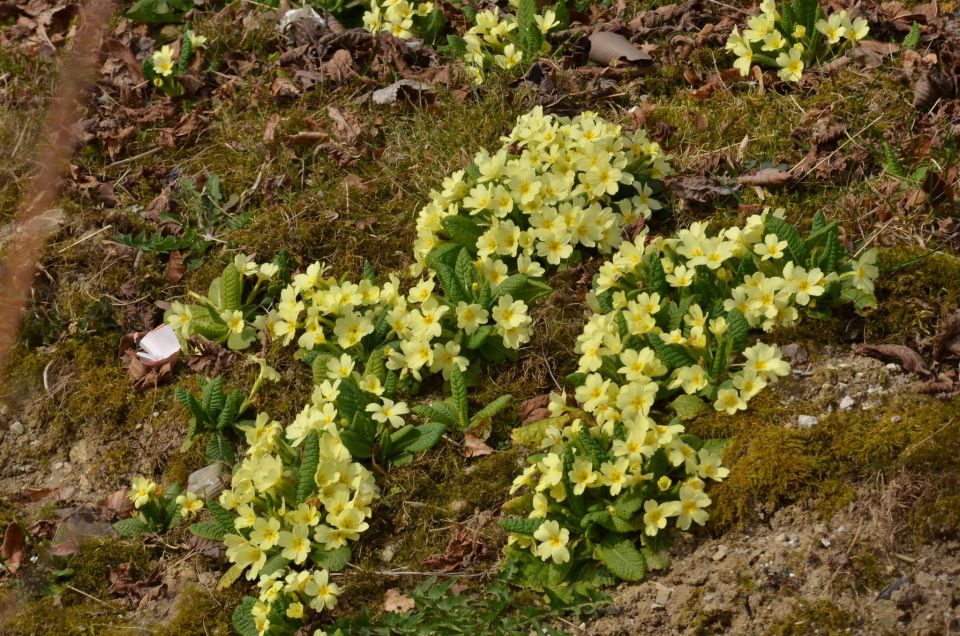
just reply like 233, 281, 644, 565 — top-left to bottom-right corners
767, 599, 859, 635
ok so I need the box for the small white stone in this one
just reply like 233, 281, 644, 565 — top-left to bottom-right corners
797, 415, 819, 429
9, 421, 24, 436
839, 396, 855, 410
821, 538, 831, 548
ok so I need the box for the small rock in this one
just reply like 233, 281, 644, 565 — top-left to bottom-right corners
775, 533, 787, 543
450, 500, 465, 513
381, 544, 395, 563
821, 537, 832, 548
891, 416, 902, 423
839, 396, 856, 410
712, 545, 728, 561
915, 572, 936, 588
187, 463, 225, 498
9, 421, 24, 436
53, 461, 64, 470
653, 584, 672, 607
874, 599, 904, 628
797, 415, 819, 429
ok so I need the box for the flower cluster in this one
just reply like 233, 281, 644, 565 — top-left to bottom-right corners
413, 107, 672, 279
362, 0, 436, 39
113, 477, 199, 538
455, 2, 561, 85
501, 209, 878, 583
215, 411, 378, 635
144, 27, 208, 96
166, 253, 282, 351
725, 0, 868, 82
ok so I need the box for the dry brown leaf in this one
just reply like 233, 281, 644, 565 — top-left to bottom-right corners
932, 311, 960, 361
667, 175, 735, 203
103, 488, 134, 519
463, 433, 493, 458
588, 31, 653, 66
1, 523, 25, 573
737, 168, 793, 187
165, 250, 186, 284
854, 343, 930, 375
263, 113, 280, 145
383, 588, 415, 613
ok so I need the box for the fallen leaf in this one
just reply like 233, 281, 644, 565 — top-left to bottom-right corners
102, 488, 134, 519
933, 311, 960, 361
423, 519, 490, 572
737, 168, 793, 187
854, 343, 930, 375
1, 523, 25, 573
383, 588, 415, 613
463, 433, 493, 458
263, 113, 280, 145
667, 176, 735, 204
371, 79, 431, 105
165, 250, 185, 284
588, 31, 653, 67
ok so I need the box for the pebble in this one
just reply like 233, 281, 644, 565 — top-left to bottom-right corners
381, 544, 395, 563
821, 537, 831, 548
915, 572, 936, 588
653, 584, 672, 607
9, 421, 24, 436
187, 463, 225, 498
839, 396, 856, 411
797, 415, 819, 429
712, 545, 728, 561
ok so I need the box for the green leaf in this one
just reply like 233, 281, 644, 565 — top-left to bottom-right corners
296, 431, 320, 505
469, 394, 512, 427
232, 597, 259, 636
362, 260, 377, 284
493, 274, 552, 304
498, 517, 545, 535
612, 489, 646, 520
434, 262, 466, 303
811, 210, 827, 232
441, 215, 483, 253
206, 501, 237, 534
260, 554, 290, 578
455, 248, 480, 301
340, 411, 377, 459
646, 332, 696, 370
511, 416, 566, 447
310, 545, 352, 571
206, 431, 236, 464
450, 365, 470, 429
902, 22, 921, 49
765, 215, 808, 264
220, 264, 243, 311
176, 29, 193, 74
818, 226, 841, 273
671, 394, 708, 420
594, 537, 647, 582
113, 518, 150, 537
465, 325, 493, 350
412, 401, 458, 428
189, 520, 227, 541
216, 391, 242, 430
725, 309, 750, 352
402, 422, 446, 453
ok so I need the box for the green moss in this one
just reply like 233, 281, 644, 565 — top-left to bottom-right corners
156, 584, 238, 636
64, 538, 155, 601
767, 600, 858, 635
867, 249, 960, 349
704, 388, 960, 534
848, 550, 891, 591
4, 600, 124, 636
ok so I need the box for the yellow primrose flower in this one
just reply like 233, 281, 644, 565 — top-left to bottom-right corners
713, 388, 747, 415
365, 398, 409, 428
176, 491, 204, 517
533, 520, 570, 564
221, 310, 245, 334
676, 486, 711, 530
775, 44, 805, 82
151, 45, 175, 77
129, 476, 157, 509
643, 499, 681, 536
754, 233, 788, 260
305, 569, 340, 611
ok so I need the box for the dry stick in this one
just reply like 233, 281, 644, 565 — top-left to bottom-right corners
0, 0, 116, 371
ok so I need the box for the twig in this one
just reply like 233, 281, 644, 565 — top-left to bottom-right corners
65, 585, 117, 609
56, 224, 112, 253
104, 146, 162, 170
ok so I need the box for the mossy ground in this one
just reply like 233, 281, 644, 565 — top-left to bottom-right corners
2, 0, 959, 632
